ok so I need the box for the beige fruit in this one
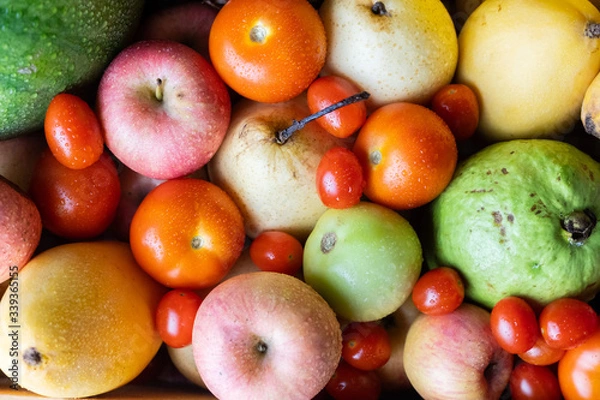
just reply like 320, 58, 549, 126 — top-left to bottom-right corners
456, 0, 600, 142
581, 70, 600, 139
0, 241, 166, 398
167, 345, 206, 388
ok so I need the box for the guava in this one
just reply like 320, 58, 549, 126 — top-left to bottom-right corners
424, 139, 600, 309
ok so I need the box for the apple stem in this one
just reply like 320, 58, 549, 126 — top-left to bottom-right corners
562, 209, 596, 245
585, 23, 600, 38
155, 78, 164, 102
275, 91, 370, 144
372, 1, 390, 16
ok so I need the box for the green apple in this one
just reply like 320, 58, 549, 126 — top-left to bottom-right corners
424, 139, 600, 309
303, 201, 423, 322
0, 0, 144, 139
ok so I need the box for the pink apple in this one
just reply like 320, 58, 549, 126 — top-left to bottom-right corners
0, 175, 42, 283
403, 302, 514, 400
192, 271, 342, 400
136, 2, 218, 62
96, 39, 231, 180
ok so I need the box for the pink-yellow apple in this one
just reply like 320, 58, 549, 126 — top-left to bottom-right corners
192, 271, 342, 400
0, 175, 42, 283
96, 39, 231, 180
403, 302, 514, 400
207, 95, 352, 240
0, 132, 45, 192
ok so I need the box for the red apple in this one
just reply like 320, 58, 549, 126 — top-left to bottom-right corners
0, 175, 42, 283
96, 39, 231, 180
403, 302, 514, 400
192, 271, 342, 400
137, 2, 218, 63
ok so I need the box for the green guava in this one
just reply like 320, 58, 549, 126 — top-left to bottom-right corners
0, 0, 144, 139
424, 139, 600, 310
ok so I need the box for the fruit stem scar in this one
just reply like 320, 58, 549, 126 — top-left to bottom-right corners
275, 91, 370, 144
23, 347, 43, 366
372, 1, 390, 16
155, 78, 164, 102
250, 25, 267, 44
561, 209, 597, 245
256, 340, 268, 354
585, 22, 600, 38
191, 236, 203, 249
321, 232, 337, 254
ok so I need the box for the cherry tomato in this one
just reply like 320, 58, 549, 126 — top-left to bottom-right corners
539, 298, 599, 350
430, 83, 480, 141
325, 360, 382, 400
518, 334, 565, 366
341, 321, 391, 371
156, 289, 203, 348
307, 75, 368, 138
411, 267, 465, 316
509, 361, 562, 400
44, 93, 104, 170
490, 296, 539, 354
316, 147, 365, 209
29, 149, 120, 239
558, 328, 600, 400
249, 230, 303, 276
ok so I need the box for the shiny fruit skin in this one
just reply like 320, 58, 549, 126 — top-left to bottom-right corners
249, 230, 303, 276
539, 298, 599, 350
490, 296, 539, 354
316, 147, 365, 209
518, 334, 565, 366
411, 266, 465, 316
325, 359, 382, 400
156, 289, 204, 348
341, 321, 391, 371
558, 328, 600, 400
430, 83, 479, 141
509, 362, 562, 400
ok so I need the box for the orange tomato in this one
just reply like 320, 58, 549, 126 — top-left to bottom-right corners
307, 75, 368, 138
129, 178, 246, 289
208, 0, 326, 103
558, 328, 600, 400
353, 102, 458, 210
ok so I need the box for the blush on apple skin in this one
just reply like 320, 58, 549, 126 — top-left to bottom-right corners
96, 39, 231, 180
192, 271, 342, 400
0, 175, 42, 283
403, 302, 514, 400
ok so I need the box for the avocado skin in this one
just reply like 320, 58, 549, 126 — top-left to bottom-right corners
0, 0, 144, 140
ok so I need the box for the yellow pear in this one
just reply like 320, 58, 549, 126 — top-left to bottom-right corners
456, 0, 600, 142
0, 241, 166, 398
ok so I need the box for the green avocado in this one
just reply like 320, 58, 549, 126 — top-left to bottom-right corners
424, 139, 600, 310
0, 0, 144, 139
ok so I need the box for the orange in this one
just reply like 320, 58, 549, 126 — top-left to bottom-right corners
353, 102, 458, 210
208, 0, 326, 103
129, 178, 246, 289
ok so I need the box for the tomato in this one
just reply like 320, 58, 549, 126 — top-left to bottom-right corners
341, 321, 391, 371
155, 289, 203, 348
129, 178, 246, 289
430, 83, 480, 141
353, 102, 458, 210
558, 328, 600, 400
307, 75, 368, 138
509, 361, 562, 400
44, 93, 104, 170
209, 0, 326, 103
539, 298, 599, 350
411, 266, 465, 316
249, 230, 303, 276
490, 296, 539, 354
29, 149, 120, 239
316, 147, 365, 209
518, 334, 565, 366
325, 360, 382, 400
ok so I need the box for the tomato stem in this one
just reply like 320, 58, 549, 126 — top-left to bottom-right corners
275, 91, 370, 144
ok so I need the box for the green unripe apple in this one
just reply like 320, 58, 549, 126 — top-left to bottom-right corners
424, 139, 600, 310
303, 202, 423, 322
0, 0, 144, 139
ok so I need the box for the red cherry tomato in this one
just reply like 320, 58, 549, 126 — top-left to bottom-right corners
44, 93, 105, 170
29, 149, 120, 239
558, 328, 600, 400
316, 147, 365, 209
509, 361, 562, 400
156, 289, 203, 348
325, 360, 382, 400
430, 83, 479, 141
341, 321, 391, 371
490, 296, 539, 354
249, 230, 303, 276
539, 298, 599, 350
411, 267, 465, 315
307, 75, 367, 139
518, 334, 565, 366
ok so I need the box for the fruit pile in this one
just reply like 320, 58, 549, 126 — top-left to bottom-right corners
1, 0, 600, 399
